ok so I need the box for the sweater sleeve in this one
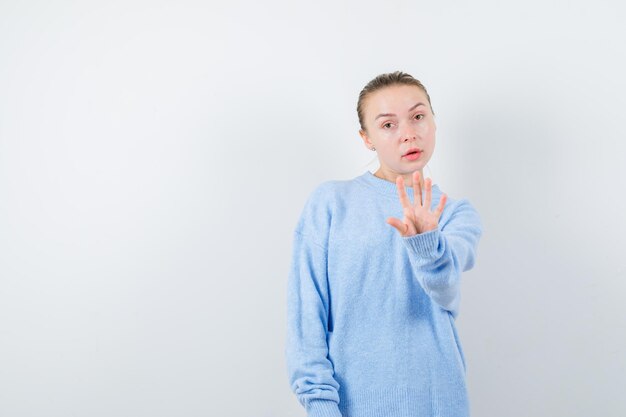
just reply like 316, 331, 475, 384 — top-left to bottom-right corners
285, 230, 342, 417
401, 199, 483, 319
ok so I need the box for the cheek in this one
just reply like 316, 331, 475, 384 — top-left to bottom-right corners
422, 123, 436, 138
372, 130, 394, 142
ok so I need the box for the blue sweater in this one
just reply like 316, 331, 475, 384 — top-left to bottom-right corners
285, 171, 483, 417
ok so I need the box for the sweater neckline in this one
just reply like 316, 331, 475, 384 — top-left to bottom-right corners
357, 170, 442, 201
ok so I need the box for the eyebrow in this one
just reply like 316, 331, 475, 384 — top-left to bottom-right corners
374, 102, 426, 120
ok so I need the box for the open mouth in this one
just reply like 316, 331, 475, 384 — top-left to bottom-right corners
403, 148, 422, 157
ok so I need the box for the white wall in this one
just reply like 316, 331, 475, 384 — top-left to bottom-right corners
1, 1, 625, 416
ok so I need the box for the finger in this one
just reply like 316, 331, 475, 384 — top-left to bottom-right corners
386, 217, 409, 236
424, 178, 432, 210
412, 171, 422, 206
402, 207, 418, 235
403, 206, 415, 224
395, 176, 412, 209
434, 193, 448, 218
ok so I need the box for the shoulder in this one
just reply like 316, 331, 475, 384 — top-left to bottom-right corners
296, 179, 345, 221
294, 177, 357, 238
438, 194, 483, 236
305, 179, 343, 203
301, 175, 362, 211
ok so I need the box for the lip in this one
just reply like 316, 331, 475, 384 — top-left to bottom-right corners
402, 148, 423, 159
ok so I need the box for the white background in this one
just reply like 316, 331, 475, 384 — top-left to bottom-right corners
1, 1, 625, 416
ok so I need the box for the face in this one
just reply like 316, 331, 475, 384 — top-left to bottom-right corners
359, 84, 436, 183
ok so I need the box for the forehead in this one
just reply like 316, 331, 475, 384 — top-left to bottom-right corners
364, 84, 429, 114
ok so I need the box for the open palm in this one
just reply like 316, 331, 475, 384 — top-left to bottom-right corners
387, 171, 447, 237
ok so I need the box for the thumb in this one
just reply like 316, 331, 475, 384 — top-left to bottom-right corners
386, 217, 409, 236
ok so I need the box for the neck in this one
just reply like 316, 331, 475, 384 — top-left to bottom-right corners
374, 167, 424, 188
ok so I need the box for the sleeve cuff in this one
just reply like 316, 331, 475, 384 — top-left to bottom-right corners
402, 227, 441, 261
307, 399, 342, 417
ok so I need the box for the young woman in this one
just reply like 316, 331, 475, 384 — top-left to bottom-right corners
286, 71, 483, 417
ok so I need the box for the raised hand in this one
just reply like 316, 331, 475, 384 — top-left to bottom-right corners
386, 171, 447, 237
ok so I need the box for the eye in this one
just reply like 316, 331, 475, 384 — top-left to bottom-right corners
414, 114, 424, 120
382, 122, 393, 129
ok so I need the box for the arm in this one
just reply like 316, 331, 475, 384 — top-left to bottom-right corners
401, 200, 482, 318
286, 230, 342, 417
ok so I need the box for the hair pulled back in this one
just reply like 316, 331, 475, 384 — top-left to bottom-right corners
357, 71, 434, 132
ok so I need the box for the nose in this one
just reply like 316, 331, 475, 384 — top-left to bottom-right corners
400, 126, 417, 142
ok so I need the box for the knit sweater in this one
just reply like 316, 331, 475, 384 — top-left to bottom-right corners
285, 171, 483, 417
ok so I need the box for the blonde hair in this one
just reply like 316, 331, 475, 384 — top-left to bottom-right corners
357, 71, 434, 132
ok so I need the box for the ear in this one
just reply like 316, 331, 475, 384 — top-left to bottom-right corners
359, 129, 374, 150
